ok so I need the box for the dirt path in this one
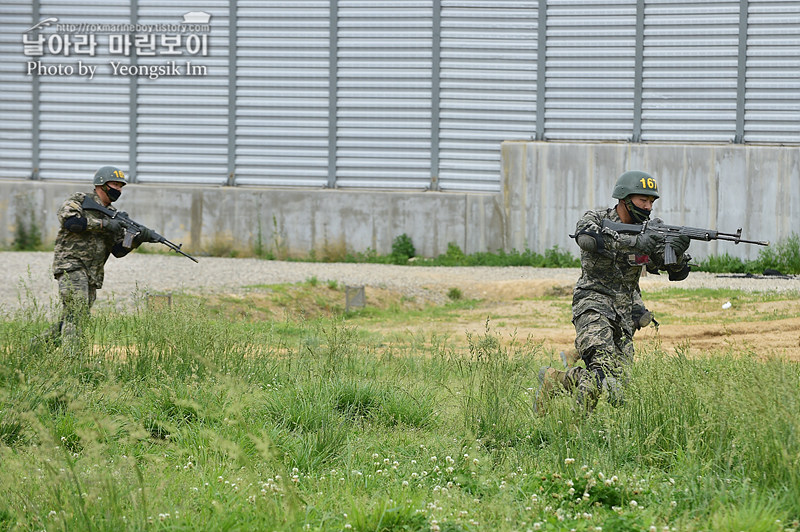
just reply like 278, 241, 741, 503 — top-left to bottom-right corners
3, 252, 799, 360
368, 278, 800, 361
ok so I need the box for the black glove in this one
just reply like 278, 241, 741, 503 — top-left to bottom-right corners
669, 235, 691, 258
668, 260, 691, 281
102, 217, 124, 234
620, 231, 663, 255
137, 226, 161, 243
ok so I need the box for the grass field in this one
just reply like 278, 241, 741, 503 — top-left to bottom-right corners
1, 282, 799, 532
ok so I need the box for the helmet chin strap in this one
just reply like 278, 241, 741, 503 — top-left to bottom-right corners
624, 198, 651, 223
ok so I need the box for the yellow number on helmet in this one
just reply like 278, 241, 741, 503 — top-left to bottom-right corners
640, 177, 657, 190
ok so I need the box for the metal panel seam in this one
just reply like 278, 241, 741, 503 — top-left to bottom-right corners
328, 0, 338, 189
31, 0, 40, 179
227, 0, 237, 185
431, 0, 441, 190
129, 0, 138, 183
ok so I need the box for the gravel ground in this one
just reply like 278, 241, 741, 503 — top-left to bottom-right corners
1, 251, 798, 315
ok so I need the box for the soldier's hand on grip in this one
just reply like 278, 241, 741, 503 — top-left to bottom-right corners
102, 218, 124, 234
619, 231, 662, 256
670, 235, 691, 257
137, 226, 161, 243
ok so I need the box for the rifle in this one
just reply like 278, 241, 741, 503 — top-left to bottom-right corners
601, 219, 769, 265
81, 195, 199, 263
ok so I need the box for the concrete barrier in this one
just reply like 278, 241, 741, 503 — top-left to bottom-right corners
0, 181, 504, 259
501, 142, 800, 261
1, 142, 797, 261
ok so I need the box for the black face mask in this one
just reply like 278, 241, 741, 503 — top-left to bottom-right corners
105, 186, 122, 202
625, 198, 651, 223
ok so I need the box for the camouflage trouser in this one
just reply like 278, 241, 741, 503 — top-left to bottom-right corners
55, 269, 96, 347
566, 310, 634, 409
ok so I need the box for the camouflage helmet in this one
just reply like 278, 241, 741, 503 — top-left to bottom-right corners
612, 170, 659, 200
93, 166, 128, 186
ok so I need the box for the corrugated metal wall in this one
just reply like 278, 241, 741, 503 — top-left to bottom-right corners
1, 0, 799, 191
135, 3, 230, 185
235, 1, 330, 187
439, 1, 538, 191
745, 0, 800, 143
544, 0, 636, 141
641, 0, 741, 142
0, 2, 33, 179
37, 0, 132, 181
336, 0, 433, 189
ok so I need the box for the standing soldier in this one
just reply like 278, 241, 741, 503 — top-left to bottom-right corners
537, 170, 692, 412
44, 166, 157, 351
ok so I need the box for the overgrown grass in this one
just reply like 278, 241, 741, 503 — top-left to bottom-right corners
1, 295, 799, 531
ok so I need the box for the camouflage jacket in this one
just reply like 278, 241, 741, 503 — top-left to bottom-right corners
572, 207, 666, 334
52, 191, 124, 288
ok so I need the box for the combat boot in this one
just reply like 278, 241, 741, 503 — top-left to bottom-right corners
534, 366, 568, 414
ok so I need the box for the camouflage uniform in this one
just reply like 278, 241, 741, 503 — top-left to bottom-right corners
50, 190, 129, 342
566, 207, 667, 408
535, 170, 690, 414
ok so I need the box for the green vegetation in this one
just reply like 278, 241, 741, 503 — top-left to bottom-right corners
695, 233, 800, 275
11, 201, 43, 251
344, 241, 582, 268
306, 231, 800, 272
1, 292, 799, 531
8, 219, 799, 274
390, 233, 416, 265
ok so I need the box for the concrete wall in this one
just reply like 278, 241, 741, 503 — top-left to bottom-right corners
0, 181, 504, 259
1, 142, 797, 260
501, 142, 800, 261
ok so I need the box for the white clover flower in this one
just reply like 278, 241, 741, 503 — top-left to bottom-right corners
629, 500, 638, 508
564, 457, 575, 465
